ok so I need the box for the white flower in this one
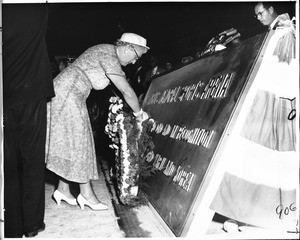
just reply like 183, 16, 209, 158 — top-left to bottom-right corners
111, 104, 120, 113
115, 115, 123, 122
111, 143, 119, 149
110, 96, 118, 103
130, 186, 138, 196
112, 125, 118, 132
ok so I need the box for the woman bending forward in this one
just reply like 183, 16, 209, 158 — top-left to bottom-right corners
46, 33, 149, 210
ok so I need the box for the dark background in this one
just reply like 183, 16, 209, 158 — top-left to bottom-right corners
46, 1, 296, 65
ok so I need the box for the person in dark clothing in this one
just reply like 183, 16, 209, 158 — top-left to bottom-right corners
128, 58, 146, 99
2, 3, 55, 238
142, 55, 166, 92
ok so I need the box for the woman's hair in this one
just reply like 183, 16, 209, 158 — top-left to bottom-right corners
115, 40, 148, 54
115, 40, 129, 47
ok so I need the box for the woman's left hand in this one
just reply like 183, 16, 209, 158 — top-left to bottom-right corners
134, 109, 149, 122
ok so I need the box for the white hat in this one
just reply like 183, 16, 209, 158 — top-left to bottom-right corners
119, 32, 150, 50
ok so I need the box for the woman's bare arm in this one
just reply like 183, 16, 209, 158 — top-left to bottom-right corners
107, 74, 141, 113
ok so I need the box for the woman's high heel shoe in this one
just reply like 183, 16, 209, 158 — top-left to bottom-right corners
77, 194, 108, 211
53, 190, 77, 206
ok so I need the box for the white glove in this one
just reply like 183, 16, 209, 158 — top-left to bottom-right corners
133, 109, 149, 122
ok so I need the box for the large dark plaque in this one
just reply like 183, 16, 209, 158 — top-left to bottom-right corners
142, 32, 268, 236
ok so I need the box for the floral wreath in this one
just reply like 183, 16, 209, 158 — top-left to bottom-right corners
105, 96, 156, 206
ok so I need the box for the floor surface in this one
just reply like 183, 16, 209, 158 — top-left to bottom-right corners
34, 158, 169, 238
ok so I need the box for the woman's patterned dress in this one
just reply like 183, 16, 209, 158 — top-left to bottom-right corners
46, 44, 125, 183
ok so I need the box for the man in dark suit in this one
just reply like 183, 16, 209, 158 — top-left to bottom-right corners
2, 3, 55, 237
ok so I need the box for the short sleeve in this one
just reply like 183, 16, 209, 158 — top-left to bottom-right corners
98, 46, 125, 77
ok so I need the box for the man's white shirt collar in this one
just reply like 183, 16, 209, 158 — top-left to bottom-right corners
269, 16, 279, 29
